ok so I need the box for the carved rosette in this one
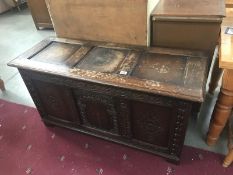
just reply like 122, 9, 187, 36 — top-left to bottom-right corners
142, 113, 163, 142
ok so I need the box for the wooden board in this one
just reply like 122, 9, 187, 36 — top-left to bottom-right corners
152, 0, 225, 19
220, 26, 233, 69
45, 0, 159, 46
27, 0, 53, 29
226, 0, 233, 8
151, 0, 225, 51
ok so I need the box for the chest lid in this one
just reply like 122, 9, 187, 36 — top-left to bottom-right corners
8, 37, 208, 102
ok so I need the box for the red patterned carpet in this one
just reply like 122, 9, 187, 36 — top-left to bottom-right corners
0, 99, 232, 175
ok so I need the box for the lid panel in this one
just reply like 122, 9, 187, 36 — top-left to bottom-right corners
75, 47, 129, 73
31, 42, 81, 65
132, 53, 187, 85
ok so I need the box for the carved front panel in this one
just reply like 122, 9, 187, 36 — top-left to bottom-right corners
75, 91, 118, 134
33, 81, 80, 124
131, 101, 172, 147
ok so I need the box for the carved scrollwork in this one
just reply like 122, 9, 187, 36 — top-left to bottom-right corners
142, 113, 163, 140
75, 90, 119, 134
19, 69, 193, 162
170, 101, 191, 156
133, 110, 164, 144
47, 95, 59, 110
19, 70, 174, 107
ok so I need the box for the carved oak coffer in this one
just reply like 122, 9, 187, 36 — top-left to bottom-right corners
8, 37, 208, 163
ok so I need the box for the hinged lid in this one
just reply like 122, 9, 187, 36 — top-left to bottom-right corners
152, 0, 225, 22
8, 37, 208, 102
46, 0, 159, 46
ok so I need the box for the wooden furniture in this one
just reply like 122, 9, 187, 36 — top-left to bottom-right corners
0, 0, 13, 13
151, 0, 225, 117
8, 37, 209, 163
223, 116, 233, 167
207, 26, 233, 167
0, 78, 5, 91
151, 0, 225, 52
226, 0, 233, 8
45, 0, 159, 46
27, 0, 53, 30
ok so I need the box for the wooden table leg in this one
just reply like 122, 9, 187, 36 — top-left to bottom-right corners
223, 149, 233, 167
223, 116, 233, 167
207, 70, 233, 146
0, 78, 5, 91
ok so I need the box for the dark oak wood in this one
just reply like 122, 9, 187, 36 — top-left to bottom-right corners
8, 37, 209, 163
27, 0, 53, 30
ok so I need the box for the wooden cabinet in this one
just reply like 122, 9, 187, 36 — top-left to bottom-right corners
151, 0, 225, 53
27, 0, 53, 29
8, 37, 209, 163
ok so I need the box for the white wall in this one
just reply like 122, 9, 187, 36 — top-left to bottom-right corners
147, 0, 160, 45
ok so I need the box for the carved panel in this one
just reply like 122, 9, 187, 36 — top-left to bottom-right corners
75, 90, 118, 134
19, 69, 193, 163
19, 70, 174, 107
131, 101, 172, 147
20, 72, 81, 124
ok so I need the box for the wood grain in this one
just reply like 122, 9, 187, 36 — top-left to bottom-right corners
27, 0, 53, 29
220, 26, 233, 69
151, 0, 225, 51
207, 70, 233, 146
152, 0, 225, 18
45, 0, 153, 46
8, 37, 209, 102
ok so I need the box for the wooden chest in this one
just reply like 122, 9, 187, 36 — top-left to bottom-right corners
151, 0, 225, 52
8, 37, 208, 163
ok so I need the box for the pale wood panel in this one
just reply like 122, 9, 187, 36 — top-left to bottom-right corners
226, 0, 233, 8
152, 0, 225, 18
46, 0, 152, 46
220, 27, 233, 69
28, 0, 52, 24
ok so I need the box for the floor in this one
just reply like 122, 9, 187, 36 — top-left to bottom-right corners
0, 8, 229, 155
1, 99, 233, 175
